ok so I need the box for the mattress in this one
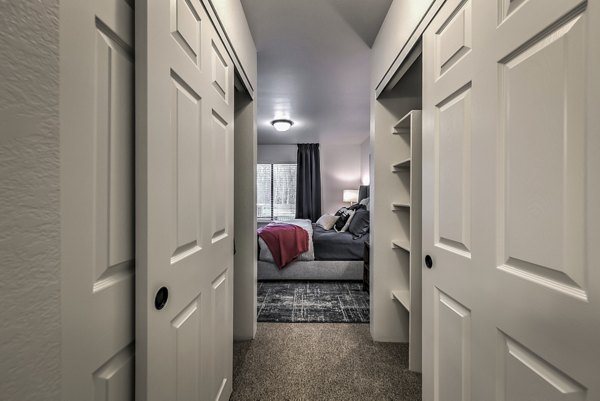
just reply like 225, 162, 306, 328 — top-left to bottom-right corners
312, 224, 368, 261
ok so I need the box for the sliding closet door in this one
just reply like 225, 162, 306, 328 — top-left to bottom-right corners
61, 0, 135, 399
136, 0, 235, 399
422, 0, 600, 400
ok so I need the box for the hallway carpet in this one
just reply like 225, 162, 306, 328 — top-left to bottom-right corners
231, 323, 422, 401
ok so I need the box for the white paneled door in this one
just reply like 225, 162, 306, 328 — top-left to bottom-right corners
136, 0, 234, 400
422, 0, 600, 400
61, 0, 135, 399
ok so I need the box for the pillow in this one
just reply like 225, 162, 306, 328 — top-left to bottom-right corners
335, 209, 355, 232
348, 203, 365, 211
348, 209, 370, 238
359, 197, 370, 209
316, 214, 339, 230
333, 207, 353, 231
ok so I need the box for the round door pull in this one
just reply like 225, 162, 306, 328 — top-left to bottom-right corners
425, 255, 433, 269
154, 287, 169, 310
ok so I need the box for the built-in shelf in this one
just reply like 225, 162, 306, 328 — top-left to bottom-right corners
388, 109, 422, 373
391, 240, 411, 252
392, 290, 411, 312
391, 158, 411, 171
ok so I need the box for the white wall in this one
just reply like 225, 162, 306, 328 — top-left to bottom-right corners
360, 138, 370, 186
320, 144, 362, 214
371, 0, 436, 90
0, 1, 62, 400
257, 144, 297, 164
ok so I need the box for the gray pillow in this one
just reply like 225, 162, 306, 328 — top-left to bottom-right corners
348, 209, 369, 238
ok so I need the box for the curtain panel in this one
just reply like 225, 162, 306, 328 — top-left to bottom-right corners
295, 144, 322, 222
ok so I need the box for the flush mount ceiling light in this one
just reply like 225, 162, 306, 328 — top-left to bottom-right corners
271, 119, 293, 132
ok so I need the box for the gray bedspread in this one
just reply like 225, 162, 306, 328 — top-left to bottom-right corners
313, 224, 367, 261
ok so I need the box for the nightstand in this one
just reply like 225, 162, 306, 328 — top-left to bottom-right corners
363, 241, 370, 292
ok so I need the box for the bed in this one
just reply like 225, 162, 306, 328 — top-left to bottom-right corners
257, 186, 369, 280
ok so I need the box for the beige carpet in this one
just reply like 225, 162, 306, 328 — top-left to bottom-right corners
231, 323, 422, 401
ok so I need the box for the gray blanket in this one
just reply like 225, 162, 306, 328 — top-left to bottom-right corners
313, 224, 367, 261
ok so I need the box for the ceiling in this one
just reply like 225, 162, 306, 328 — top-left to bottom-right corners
240, 0, 392, 145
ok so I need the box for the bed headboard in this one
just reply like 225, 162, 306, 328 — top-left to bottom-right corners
358, 185, 370, 203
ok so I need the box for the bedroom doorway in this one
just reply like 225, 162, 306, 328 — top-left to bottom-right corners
254, 183, 371, 324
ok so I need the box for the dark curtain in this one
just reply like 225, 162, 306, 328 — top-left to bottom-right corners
296, 143, 322, 222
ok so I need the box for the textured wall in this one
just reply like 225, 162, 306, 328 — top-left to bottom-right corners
0, 1, 62, 400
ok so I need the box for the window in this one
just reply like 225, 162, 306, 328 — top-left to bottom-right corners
257, 163, 297, 221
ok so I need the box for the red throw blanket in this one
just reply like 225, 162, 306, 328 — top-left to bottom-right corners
257, 223, 308, 269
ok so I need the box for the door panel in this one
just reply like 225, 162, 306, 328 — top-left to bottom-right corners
61, 0, 135, 399
136, 0, 234, 399
498, 11, 586, 299
211, 269, 232, 401
93, 345, 135, 401
434, 289, 471, 401
170, 73, 202, 262
423, 0, 600, 400
171, 296, 202, 401
497, 333, 586, 401
436, 0, 472, 77
435, 83, 472, 256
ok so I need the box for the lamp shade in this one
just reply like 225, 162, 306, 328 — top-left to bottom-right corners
343, 189, 358, 203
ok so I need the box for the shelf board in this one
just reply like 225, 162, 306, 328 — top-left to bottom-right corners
391, 158, 411, 171
392, 202, 410, 210
392, 112, 412, 134
391, 240, 411, 252
392, 127, 411, 135
392, 290, 411, 312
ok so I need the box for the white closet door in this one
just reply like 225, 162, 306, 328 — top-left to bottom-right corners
136, 0, 234, 399
61, 0, 135, 399
422, 0, 600, 400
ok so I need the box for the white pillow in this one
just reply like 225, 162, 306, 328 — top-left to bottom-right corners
316, 214, 339, 230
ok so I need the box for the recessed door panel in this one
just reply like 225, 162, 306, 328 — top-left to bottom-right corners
435, 84, 472, 257
171, 296, 202, 401
211, 269, 232, 401
435, 289, 471, 401
170, 0, 201, 65
94, 24, 135, 289
210, 112, 229, 243
497, 333, 586, 401
498, 12, 586, 299
93, 345, 134, 401
170, 73, 202, 263
211, 41, 229, 101
436, 0, 472, 76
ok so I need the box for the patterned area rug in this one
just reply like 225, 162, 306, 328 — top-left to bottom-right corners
257, 281, 369, 323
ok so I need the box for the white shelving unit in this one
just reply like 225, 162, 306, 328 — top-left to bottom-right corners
390, 110, 422, 372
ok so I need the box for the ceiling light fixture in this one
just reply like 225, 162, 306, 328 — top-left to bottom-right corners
271, 119, 293, 132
